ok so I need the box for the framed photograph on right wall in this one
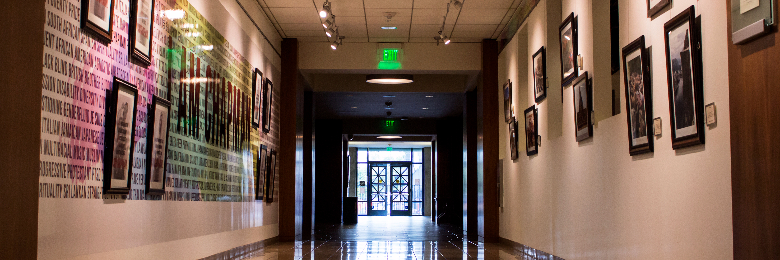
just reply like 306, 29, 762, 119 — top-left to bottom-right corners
503, 80, 513, 122
533, 47, 547, 103
524, 105, 539, 156
265, 149, 277, 202
572, 72, 592, 142
252, 69, 263, 129
647, 0, 670, 17
559, 13, 578, 88
664, 5, 705, 149
509, 118, 519, 160
622, 35, 654, 155
262, 79, 273, 133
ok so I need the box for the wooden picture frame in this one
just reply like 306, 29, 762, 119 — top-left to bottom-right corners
647, 0, 670, 17
255, 145, 268, 200
622, 35, 654, 155
504, 80, 513, 122
664, 6, 705, 149
103, 77, 139, 195
524, 106, 539, 156
572, 72, 593, 142
81, 0, 116, 43
559, 13, 578, 89
252, 69, 263, 128
129, 0, 155, 66
509, 117, 519, 160
262, 79, 273, 133
145, 95, 171, 195
265, 149, 277, 202
533, 47, 547, 103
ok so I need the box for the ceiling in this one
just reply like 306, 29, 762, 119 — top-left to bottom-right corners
348, 141, 432, 148
256, 0, 522, 43
315, 92, 463, 119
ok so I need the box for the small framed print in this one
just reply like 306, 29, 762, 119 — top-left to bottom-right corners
559, 13, 579, 88
129, 0, 155, 66
504, 80, 513, 122
647, 0, 670, 17
255, 145, 268, 200
524, 106, 539, 156
533, 47, 547, 103
252, 69, 263, 128
509, 117, 519, 160
706, 103, 717, 125
103, 77, 139, 194
664, 6, 705, 149
262, 79, 274, 133
572, 72, 593, 142
622, 35, 654, 155
145, 95, 170, 195
265, 149, 277, 202
654, 118, 662, 136
81, 0, 116, 43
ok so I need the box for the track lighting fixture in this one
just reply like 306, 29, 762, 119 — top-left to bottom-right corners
319, 1, 331, 18
434, 31, 450, 45
330, 36, 345, 50
323, 15, 335, 29
326, 26, 337, 38
433, 0, 462, 45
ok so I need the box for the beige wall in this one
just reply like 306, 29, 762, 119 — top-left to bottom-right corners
498, 0, 733, 259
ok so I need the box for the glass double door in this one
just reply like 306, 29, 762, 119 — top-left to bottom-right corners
367, 162, 411, 216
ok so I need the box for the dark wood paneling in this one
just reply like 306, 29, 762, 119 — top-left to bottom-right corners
279, 38, 300, 241
727, 1, 780, 259
480, 39, 500, 242
435, 117, 463, 227
314, 119, 344, 225
0, 0, 45, 258
465, 89, 478, 237
303, 90, 314, 237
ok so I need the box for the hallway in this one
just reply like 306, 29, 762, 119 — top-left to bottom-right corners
203, 217, 548, 259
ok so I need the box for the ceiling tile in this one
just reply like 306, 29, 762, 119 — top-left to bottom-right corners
412, 8, 447, 25
343, 37, 369, 43
456, 15, 504, 25
296, 36, 331, 42
279, 23, 328, 31
451, 30, 494, 38
369, 37, 409, 42
327, 0, 365, 10
363, 0, 413, 9
453, 24, 500, 32
366, 16, 412, 25
368, 27, 410, 39
461, 0, 514, 9
413, 0, 451, 8
336, 16, 367, 26
410, 24, 441, 37
364, 8, 413, 17
262, 0, 313, 8
409, 37, 438, 43
269, 8, 321, 24
286, 30, 331, 37
331, 8, 365, 17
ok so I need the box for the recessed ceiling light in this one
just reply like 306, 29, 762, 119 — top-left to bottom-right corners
425, 95, 433, 98
381, 26, 397, 30
377, 136, 403, 139
384, 107, 394, 110
383, 95, 396, 98
366, 74, 414, 84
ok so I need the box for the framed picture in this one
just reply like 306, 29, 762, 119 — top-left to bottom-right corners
255, 145, 268, 200
509, 117, 518, 160
129, 0, 155, 66
252, 69, 263, 128
103, 77, 139, 194
81, 0, 116, 43
622, 35, 654, 155
145, 95, 171, 195
647, 0, 670, 17
503, 80, 513, 122
559, 13, 578, 89
262, 79, 273, 133
533, 47, 547, 103
524, 106, 539, 156
572, 72, 593, 142
265, 149, 277, 202
664, 6, 705, 149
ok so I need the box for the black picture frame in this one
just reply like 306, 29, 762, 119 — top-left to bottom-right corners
622, 36, 654, 155
524, 105, 539, 156
509, 117, 519, 160
559, 13, 578, 90
252, 69, 263, 128
81, 0, 116, 43
664, 6, 705, 149
262, 79, 273, 133
145, 95, 171, 195
532, 47, 547, 103
572, 72, 593, 142
503, 80, 513, 122
255, 145, 267, 200
647, 0, 670, 18
129, 0, 155, 66
265, 149, 277, 202
103, 77, 139, 195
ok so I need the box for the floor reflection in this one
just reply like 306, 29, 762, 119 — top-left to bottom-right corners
207, 216, 527, 260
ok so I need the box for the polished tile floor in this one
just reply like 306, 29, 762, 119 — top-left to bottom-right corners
218, 216, 535, 260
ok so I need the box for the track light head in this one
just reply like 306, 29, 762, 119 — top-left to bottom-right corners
451, 0, 463, 9
320, 1, 331, 18
323, 15, 335, 28
444, 36, 451, 45
330, 36, 345, 50
326, 26, 337, 37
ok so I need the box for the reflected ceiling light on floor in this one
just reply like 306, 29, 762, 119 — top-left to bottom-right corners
366, 74, 414, 84
425, 95, 433, 98
319, 1, 331, 18
381, 26, 397, 30
377, 136, 403, 139
422, 107, 429, 110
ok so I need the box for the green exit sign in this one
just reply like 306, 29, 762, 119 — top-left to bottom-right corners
383, 49, 398, 61
387, 147, 393, 151
385, 120, 395, 127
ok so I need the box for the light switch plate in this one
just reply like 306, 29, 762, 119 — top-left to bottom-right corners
706, 103, 717, 126
653, 117, 662, 136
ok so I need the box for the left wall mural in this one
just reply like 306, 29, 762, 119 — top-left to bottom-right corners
40, 0, 276, 201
